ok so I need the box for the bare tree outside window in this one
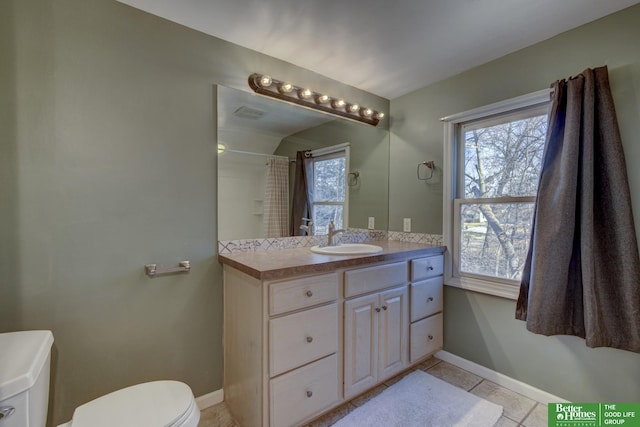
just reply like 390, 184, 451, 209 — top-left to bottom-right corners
458, 113, 547, 281
312, 154, 346, 234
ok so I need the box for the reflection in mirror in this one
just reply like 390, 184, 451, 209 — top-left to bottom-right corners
217, 85, 389, 241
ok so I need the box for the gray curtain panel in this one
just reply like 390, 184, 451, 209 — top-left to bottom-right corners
516, 66, 640, 353
290, 151, 314, 236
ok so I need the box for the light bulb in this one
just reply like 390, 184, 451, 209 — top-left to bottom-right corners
374, 111, 385, 120
258, 75, 272, 87
298, 88, 313, 99
347, 104, 360, 113
360, 108, 373, 118
278, 83, 294, 94
332, 99, 346, 109
315, 94, 330, 104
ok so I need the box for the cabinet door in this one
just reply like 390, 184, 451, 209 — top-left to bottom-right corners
344, 293, 379, 399
377, 286, 409, 381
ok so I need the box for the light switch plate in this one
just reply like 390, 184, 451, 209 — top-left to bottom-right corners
403, 218, 411, 232
368, 217, 375, 229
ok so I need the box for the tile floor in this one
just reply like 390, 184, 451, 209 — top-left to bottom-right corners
198, 357, 549, 427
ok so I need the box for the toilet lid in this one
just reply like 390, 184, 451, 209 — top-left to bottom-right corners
71, 381, 195, 427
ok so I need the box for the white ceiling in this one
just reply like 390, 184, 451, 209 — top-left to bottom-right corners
118, 0, 640, 99
217, 85, 334, 155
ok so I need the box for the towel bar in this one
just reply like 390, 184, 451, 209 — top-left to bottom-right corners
144, 261, 191, 278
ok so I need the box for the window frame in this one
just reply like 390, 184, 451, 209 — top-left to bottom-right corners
442, 89, 551, 300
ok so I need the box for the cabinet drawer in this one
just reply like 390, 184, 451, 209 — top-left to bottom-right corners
270, 303, 338, 377
411, 255, 444, 281
410, 313, 443, 363
410, 276, 443, 322
269, 272, 339, 316
270, 354, 340, 427
344, 261, 407, 297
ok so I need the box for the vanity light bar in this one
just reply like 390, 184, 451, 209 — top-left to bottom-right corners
248, 73, 384, 126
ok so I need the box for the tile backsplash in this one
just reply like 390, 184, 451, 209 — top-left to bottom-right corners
218, 229, 443, 254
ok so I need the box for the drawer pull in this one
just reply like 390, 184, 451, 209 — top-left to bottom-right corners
427, 266, 434, 271
375, 307, 381, 312
0, 407, 16, 420
382, 305, 388, 311
305, 290, 313, 297
306, 336, 313, 343
306, 390, 313, 398
428, 334, 434, 340
427, 297, 434, 302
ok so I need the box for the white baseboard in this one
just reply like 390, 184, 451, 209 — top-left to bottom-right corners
196, 388, 224, 410
435, 350, 568, 404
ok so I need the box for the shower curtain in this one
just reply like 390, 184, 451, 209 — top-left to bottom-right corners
263, 157, 289, 238
516, 66, 640, 353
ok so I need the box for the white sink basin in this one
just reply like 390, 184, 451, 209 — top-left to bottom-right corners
310, 243, 383, 255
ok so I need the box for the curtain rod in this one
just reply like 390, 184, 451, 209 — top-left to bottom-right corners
224, 149, 289, 161
440, 88, 552, 123
308, 142, 350, 158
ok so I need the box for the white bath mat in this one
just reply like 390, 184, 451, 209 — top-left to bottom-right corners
333, 370, 503, 427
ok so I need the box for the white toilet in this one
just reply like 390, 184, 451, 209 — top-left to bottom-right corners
0, 331, 200, 427
57, 380, 200, 427
0, 330, 53, 427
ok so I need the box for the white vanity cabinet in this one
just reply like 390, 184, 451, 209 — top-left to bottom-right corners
409, 254, 444, 362
343, 262, 409, 399
221, 243, 445, 427
344, 286, 408, 398
223, 267, 341, 427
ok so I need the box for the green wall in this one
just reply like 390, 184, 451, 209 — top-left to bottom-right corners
0, 1, 388, 425
389, 4, 640, 401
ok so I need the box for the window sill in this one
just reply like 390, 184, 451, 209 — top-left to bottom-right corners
444, 276, 519, 300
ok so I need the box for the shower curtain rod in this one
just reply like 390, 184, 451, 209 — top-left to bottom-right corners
224, 149, 289, 161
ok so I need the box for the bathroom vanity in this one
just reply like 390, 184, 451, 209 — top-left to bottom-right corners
218, 241, 445, 427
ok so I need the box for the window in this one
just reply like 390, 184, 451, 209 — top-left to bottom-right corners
443, 90, 550, 299
311, 147, 349, 235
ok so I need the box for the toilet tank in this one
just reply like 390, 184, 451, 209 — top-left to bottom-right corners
0, 331, 54, 427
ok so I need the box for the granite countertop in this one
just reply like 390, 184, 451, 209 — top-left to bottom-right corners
218, 240, 446, 281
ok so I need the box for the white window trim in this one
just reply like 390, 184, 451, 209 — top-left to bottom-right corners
442, 89, 551, 300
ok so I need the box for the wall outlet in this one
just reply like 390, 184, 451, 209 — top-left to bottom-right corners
368, 217, 375, 229
403, 217, 411, 232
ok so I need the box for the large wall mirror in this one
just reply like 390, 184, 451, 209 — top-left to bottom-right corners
217, 85, 389, 241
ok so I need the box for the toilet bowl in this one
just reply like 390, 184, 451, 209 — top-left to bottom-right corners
57, 380, 200, 427
0, 330, 199, 427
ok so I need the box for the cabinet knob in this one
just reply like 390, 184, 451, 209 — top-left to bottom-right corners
427, 297, 434, 302
382, 305, 388, 311
306, 390, 313, 398
428, 334, 434, 340
305, 290, 313, 297
375, 307, 381, 312
427, 266, 434, 271
306, 336, 313, 343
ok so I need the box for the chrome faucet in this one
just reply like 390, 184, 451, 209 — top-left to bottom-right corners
327, 220, 345, 246
299, 218, 313, 235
